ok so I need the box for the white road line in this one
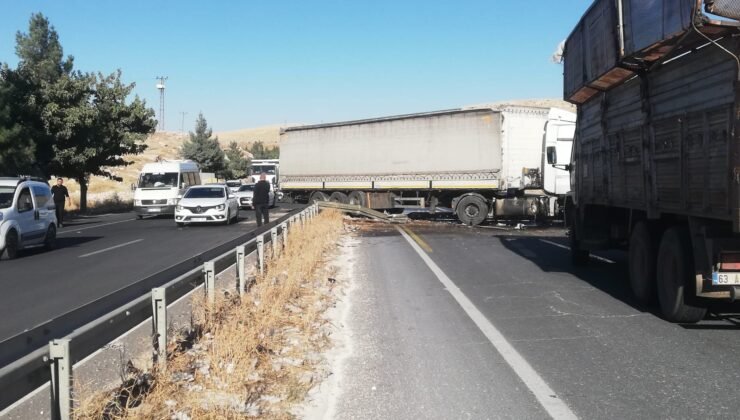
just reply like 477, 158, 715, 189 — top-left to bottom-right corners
59, 217, 138, 235
397, 227, 578, 420
539, 239, 616, 264
78, 239, 143, 258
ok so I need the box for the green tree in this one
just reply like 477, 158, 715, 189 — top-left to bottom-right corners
0, 77, 33, 176
43, 71, 156, 211
0, 13, 74, 176
180, 113, 226, 175
248, 140, 279, 159
224, 141, 249, 179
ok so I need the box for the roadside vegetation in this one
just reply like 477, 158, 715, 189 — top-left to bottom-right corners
75, 209, 346, 419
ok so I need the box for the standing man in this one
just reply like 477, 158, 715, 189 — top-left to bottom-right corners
253, 173, 271, 227
51, 178, 71, 227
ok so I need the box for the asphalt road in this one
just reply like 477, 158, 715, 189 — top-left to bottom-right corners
0, 205, 300, 343
330, 222, 740, 419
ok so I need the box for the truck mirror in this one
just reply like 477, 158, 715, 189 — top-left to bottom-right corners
546, 146, 557, 165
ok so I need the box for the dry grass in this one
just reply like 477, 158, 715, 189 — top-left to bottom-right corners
75, 209, 345, 419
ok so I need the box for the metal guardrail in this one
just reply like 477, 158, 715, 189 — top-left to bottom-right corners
0, 204, 319, 416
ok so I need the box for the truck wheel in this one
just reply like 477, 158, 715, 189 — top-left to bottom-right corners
656, 227, 706, 323
330, 192, 349, 204
44, 224, 57, 251
455, 195, 488, 226
309, 191, 329, 203
569, 224, 590, 266
348, 191, 366, 207
628, 222, 657, 304
5, 230, 19, 260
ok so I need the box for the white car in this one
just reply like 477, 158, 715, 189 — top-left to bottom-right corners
233, 183, 276, 210
174, 185, 239, 226
0, 178, 57, 259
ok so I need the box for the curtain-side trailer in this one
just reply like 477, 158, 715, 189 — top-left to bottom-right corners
564, 0, 740, 322
279, 106, 575, 225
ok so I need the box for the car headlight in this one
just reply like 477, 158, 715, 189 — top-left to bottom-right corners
167, 198, 178, 205
216, 204, 226, 211
176, 205, 184, 211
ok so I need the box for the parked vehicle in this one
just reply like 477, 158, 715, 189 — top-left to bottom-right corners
174, 185, 238, 226
563, 0, 740, 322
133, 160, 201, 218
233, 183, 276, 210
226, 180, 242, 194
249, 159, 279, 185
0, 177, 57, 259
279, 106, 575, 225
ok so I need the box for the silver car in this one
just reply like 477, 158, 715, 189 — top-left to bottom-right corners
233, 183, 275, 210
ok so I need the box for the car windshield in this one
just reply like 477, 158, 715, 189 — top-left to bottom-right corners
183, 187, 225, 199
226, 181, 241, 187
0, 186, 15, 209
238, 185, 254, 192
252, 166, 276, 175
138, 172, 178, 188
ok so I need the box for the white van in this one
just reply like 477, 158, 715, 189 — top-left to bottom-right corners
133, 160, 200, 218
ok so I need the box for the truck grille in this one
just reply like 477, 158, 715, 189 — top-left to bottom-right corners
142, 199, 167, 205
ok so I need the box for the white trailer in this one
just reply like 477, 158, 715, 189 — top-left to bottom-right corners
280, 106, 575, 225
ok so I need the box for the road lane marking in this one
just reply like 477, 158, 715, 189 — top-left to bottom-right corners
539, 239, 616, 264
59, 217, 138, 235
397, 227, 578, 420
400, 225, 433, 253
78, 239, 144, 258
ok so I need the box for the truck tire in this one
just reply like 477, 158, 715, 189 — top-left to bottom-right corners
569, 224, 590, 266
455, 195, 488, 226
330, 192, 349, 204
628, 222, 657, 304
309, 191, 329, 203
348, 191, 367, 207
656, 227, 706, 323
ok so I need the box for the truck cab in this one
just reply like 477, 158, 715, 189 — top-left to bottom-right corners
133, 160, 201, 218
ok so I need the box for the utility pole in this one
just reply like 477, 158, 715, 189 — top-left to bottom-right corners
155, 76, 168, 131
180, 111, 188, 133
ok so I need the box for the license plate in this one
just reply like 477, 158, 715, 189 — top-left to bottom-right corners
191, 217, 206, 222
148, 207, 161, 212
712, 272, 740, 285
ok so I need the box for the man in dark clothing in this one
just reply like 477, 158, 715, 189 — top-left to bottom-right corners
253, 173, 271, 227
51, 178, 71, 227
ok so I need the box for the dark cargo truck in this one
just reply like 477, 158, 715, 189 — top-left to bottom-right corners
563, 0, 740, 322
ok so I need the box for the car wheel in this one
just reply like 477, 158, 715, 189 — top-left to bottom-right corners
44, 224, 57, 251
5, 229, 19, 260
137, 215, 143, 220
225, 210, 232, 225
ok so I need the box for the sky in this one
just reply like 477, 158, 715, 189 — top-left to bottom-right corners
0, 0, 592, 131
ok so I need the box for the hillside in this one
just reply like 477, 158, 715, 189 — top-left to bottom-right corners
62, 126, 286, 209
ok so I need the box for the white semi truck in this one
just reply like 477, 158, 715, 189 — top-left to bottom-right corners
279, 106, 575, 225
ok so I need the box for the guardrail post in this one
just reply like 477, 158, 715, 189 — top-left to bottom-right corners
282, 222, 289, 249
151, 287, 167, 370
257, 235, 265, 274
49, 338, 72, 420
236, 245, 246, 295
271, 228, 278, 257
204, 261, 215, 304
299, 212, 305, 228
